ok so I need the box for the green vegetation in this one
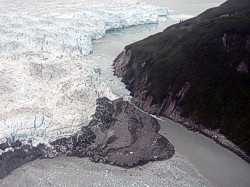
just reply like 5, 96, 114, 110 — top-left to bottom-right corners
122, 0, 250, 153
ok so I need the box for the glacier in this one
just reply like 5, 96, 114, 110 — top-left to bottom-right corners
0, 0, 169, 149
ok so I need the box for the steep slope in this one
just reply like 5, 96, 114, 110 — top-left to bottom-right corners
114, 0, 250, 160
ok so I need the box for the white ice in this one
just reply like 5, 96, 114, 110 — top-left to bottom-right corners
0, 0, 169, 146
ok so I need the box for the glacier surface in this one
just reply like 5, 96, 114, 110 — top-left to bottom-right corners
0, 0, 169, 147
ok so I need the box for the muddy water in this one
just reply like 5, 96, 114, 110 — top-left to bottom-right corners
160, 118, 250, 187
90, 1, 250, 186
1, 1, 249, 187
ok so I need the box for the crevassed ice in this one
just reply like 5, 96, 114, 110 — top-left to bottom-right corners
0, 0, 167, 56
0, 0, 168, 146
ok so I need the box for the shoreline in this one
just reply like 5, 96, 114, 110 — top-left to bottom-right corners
0, 153, 213, 187
112, 0, 250, 166
0, 0, 249, 186
125, 95, 250, 164
113, 48, 250, 165
162, 115, 250, 164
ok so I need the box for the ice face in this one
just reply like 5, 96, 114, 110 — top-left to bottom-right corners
0, 55, 117, 146
0, 0, 168, 146
0, 0, 168, 57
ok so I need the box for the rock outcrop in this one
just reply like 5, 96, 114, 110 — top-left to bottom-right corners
0, 97, 174, 179
0, 143, 46, 179
49, 97, 174, 167
114, 0, 250, 162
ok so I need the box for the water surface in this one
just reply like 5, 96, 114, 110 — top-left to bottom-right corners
160, 118, 250, 187
1, 1, 249, 187
144, 0, 226, 15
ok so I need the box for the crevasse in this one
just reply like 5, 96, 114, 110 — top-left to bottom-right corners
0, 0, 169, 148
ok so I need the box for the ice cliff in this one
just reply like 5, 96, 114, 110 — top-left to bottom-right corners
0, 0, 169, 149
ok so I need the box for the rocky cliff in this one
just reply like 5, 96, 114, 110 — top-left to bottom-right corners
114, 0, 250, 161
0, 97, 174, 179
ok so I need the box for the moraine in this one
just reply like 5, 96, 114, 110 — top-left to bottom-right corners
1, 0, 250, 187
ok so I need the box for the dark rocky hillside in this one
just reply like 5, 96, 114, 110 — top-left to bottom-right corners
114, 0, 250, 160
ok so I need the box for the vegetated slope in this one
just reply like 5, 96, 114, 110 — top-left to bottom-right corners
114, 0, 250, 156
